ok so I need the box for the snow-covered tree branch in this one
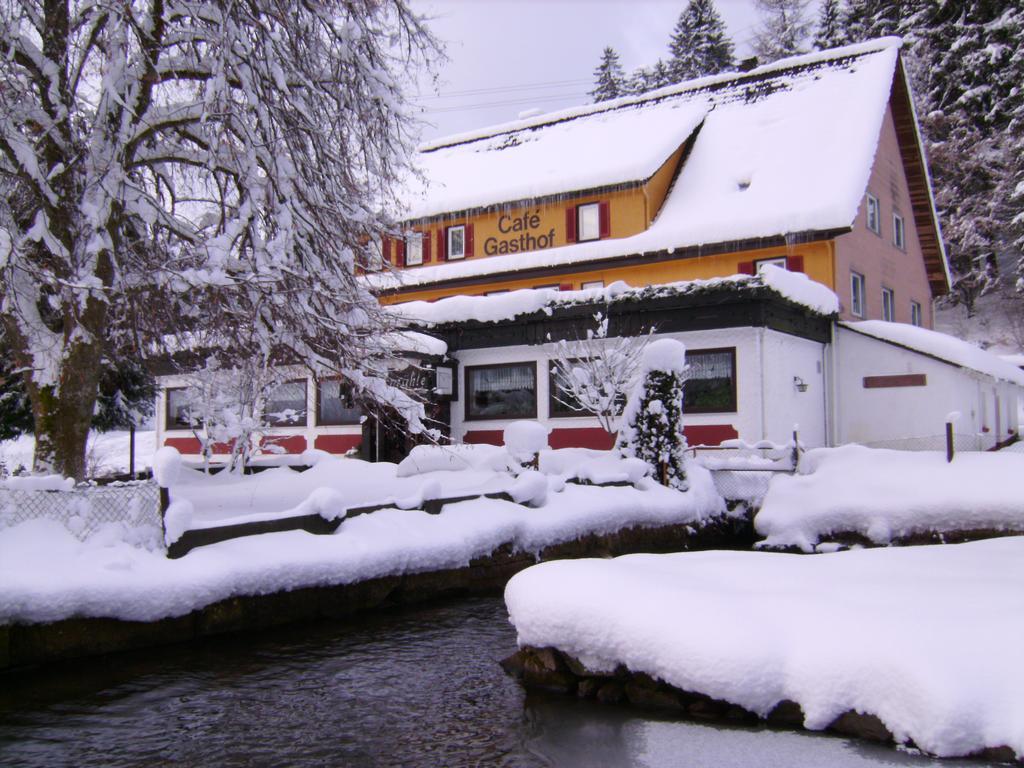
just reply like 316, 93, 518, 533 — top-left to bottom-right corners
550, 313, 653, 434
0, 0, 439, 478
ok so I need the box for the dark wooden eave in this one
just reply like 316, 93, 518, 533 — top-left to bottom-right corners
891, 57, 949, 297
420, 284, 833, 352
385, 228, 848, 297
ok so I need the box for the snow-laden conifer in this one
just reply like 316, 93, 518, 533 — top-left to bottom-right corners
616, 338, 688, 491
752, 0, 814, 62
590, 47, 627, 102
667, 0, 735, 82
0, 0, 438, 479
813, 0, 849, 50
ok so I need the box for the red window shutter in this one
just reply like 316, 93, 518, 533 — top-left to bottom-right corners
437, 230, 446, 260
382, 237, 391, 264
786, 255, 804, 272
737, 261, 755, 275
598, 201, 610, 238
396, 239, 406, 267
565, 207, 577, 243
422, 231, 431, 263
465, 223, 474, 257
559, 283, 573, 291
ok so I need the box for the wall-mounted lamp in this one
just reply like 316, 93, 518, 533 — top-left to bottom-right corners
793, 376, 808, 393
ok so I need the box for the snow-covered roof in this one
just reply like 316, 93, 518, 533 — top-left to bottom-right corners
387, 39, 905, 291
842, 321, 1024, 387
393, 266, 839, 328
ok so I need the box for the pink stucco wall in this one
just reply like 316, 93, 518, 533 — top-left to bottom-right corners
834, 104, 935, 328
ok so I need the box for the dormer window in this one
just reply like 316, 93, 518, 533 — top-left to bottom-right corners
447, 225, 466, 260
404, 232, 423, 266
577, 203, 601, 242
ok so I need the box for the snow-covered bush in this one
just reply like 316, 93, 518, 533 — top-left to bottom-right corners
616, 339, 689, 491
504, 421, 551, 466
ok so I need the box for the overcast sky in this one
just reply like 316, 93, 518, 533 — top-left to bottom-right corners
409, 0, 797, 141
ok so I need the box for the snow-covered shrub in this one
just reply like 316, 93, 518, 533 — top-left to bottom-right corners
504, 421, 551, 466
616, 339, 689, 491
153, 446, 183, 488
509, 470, 549, 507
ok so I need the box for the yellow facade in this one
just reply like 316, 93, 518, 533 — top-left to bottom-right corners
386, 135, 840, 307
384, 241, 836, 304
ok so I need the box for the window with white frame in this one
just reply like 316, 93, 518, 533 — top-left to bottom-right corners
404, 232, 423, 266
317, 379, 362, 426
866, 193, 880, 235
447, 225, 465, 260
850, 271, 866, 317
911, 300, 922, 327
165, 387, 193, 429
264, 380, 308, 426
882, 287, 895, 321
754, 256, 787, 273
581, 280, 604, 289
577, 203, 600, 242
465, 363, 537, 420
893, 212, 906, 250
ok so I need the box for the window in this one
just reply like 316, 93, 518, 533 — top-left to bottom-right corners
577, 202, 601, 242
911, 301, 922, 327
165, 387, 193, 430
534, 283, 560, 290
866, 193, 880, 235
685, 348, 737, 414
850, 271, 866, 317
447, 225, 465, 260
465, 362, 536, 420
754, 257, 787, 273
317, 379, 362, 426
264, 380, 307, 426
893, 213, 906, 250
581, 280, 604, 290
882, 287, 895, 322
404, 232, 423, 266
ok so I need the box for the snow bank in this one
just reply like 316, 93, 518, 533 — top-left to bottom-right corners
396, 444, 517, 476
504, 421, 550, 463
843, 321, 1024, 386
0, 430, 157, 478
755, 445, 1024, 551
2, 474, 74, 491
504, 539, 1024, 759
0, 457, 724, 624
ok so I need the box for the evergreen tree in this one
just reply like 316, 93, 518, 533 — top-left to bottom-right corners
667, 0, 735, 82
590, 46, 627, 103
616, 339, 688, 491
752, 0, 814, 62
813, 0, 849, 50
626, 60, 673, 95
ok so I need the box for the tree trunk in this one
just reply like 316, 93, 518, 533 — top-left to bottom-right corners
25, 339, 105, 481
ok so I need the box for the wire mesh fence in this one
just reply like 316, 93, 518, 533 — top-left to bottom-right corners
0, 481, 163, 546
860, 433, 987, 453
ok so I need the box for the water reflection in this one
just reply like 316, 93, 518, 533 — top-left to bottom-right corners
0, 598, 999, 768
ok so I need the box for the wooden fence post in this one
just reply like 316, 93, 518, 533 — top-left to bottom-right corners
946, 421, 954, 463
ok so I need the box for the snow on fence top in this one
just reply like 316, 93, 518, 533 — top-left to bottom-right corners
385, 39, 900, 290
392, 266, 839, 328
842, 321, 1024, 387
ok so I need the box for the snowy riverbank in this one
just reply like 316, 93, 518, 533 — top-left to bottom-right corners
504, 539, 1024, 761
755, 444, 1024, 551
0, 451, 724, 625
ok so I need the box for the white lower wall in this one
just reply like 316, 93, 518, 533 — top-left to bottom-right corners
450, 327, 828, 448
833, 326, 1022, 448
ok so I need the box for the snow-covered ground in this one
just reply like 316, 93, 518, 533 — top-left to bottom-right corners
755, 445, 1024, 551
504, 539, 1024, 760
0, 449, 724, 625
0, 430, 156, 477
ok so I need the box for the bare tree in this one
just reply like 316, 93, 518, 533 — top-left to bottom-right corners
550, 313, 653, 434
0, 0, 438, 479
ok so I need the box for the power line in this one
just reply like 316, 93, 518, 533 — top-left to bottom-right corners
413, 77, 592, 102
420, 91, 591, 114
